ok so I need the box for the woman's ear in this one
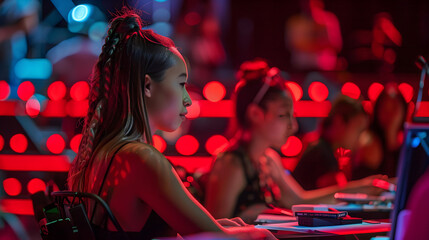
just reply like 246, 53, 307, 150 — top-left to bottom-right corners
144, 74, 152, 98
246, 103, 264, 126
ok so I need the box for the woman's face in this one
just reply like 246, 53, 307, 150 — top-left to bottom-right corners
147, 54, 192, 132
257, 93, 297, 148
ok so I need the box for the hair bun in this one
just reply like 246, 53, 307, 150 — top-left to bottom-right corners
236, 59, 270, 82
115, 15, 142, 35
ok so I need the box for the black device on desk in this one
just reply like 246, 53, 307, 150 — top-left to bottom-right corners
390, 123, 429, 239
295, 210, 362, 227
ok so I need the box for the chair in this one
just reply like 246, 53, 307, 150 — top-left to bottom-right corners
31, 190, 128, 240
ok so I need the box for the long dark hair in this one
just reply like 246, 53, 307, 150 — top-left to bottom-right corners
370, 83, 408, 149
68, 9, 180, 191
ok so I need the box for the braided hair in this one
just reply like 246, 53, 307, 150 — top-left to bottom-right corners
68, 10, 179, 192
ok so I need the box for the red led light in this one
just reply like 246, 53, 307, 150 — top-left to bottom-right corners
308, 82, 329, 102
281, 136, 303, 157
46, 134, 65, 154
10, 134, 28, 153
17, 81, 35, 101
70, 81, 90, 101
398, 83, 413, 103
285, 82, 303, 101
153, 135, 166, 153
0, 134, 4, 151
0, 80, 11, 100
27, 178, 46, 194
205, 135, 229, 155
47, 81, 67, 100
368, 82, 384, 102
341, 82, 361, 99
175, 135, 199, 156
25, 97, 41, 117
187, 100, 200, 119
203, 81, 226, 102
70, 134, 82, 153
3, 178, 22, 196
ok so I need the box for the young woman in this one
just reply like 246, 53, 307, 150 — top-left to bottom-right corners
293, 95, 369, 190
205, 59, 382, 223
353, 83, 407, 179
68, 11, 274, 240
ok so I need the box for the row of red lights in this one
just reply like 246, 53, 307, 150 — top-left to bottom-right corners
0, 80, 417, 104
3, 178, 46, 196
0, 133, 304, 157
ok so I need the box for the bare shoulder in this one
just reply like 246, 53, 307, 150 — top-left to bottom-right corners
117, 141, 171, 172
212, 151, 243, 171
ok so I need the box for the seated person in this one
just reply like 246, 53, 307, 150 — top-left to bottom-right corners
67, 11, 274, 239
293, 95, 368, 190
205, 59, 382, 223
353, 83, 407, 180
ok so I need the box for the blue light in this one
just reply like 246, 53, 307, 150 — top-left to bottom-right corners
150, 22, 173, 37
155, 0, 168, 2
411, 137, 421, 148
71, 4, 91, 22
14, 58, 52, 80
153, 8, 171, 22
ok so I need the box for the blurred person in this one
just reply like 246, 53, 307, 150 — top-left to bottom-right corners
353, 83, 407, 179
205, 59, 382, 223
293, 95, 369, 190
285, 0, 342, 71
0, 0, 38, 85
67, 10, 274, 240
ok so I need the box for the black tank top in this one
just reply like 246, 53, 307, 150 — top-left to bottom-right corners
91, 142, 176, 239
225, 148, 266, 216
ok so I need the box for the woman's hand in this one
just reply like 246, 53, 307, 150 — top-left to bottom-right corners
217, 217, 248, 227
225, 225, 277, 240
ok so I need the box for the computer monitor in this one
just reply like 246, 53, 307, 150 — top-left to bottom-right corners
390, 123, 429, 239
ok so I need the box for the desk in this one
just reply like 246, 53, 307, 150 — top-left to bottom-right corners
255, 215, 390, 239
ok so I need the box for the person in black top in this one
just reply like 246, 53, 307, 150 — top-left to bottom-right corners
293, 95, 370, 190
205, 59, 382, 223
67, 9, 275, 240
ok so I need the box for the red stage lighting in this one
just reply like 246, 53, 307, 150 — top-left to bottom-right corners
398, 83, 414, 103
341, 82, 361, 99
368, 82, 384, 102
205, 135, 229, 155
153, 135, 167, 153
186, 100, 200, 119
0, 80, 11, 100
25, 97, 41, 117
203, 81, 226, 102
0, 134, 4, 151
281, 136, 303, 157
17, 81, 35, 101
70, 81, 90, 101
27, 178, 46, 194
47, 81, 67, 100
308, 82, 329, 102
176, 135, 199, 156
3, 178, 22, 196
46, 134, 65, 154
70, 134, 82, 153
10, 134, 28, 153
285, 82, 303, 101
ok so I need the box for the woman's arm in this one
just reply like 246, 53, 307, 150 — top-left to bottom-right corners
126, 143, 222, 235
265, 150, 379, 209
205, 153, 247, 219
126, 143, 275, 238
